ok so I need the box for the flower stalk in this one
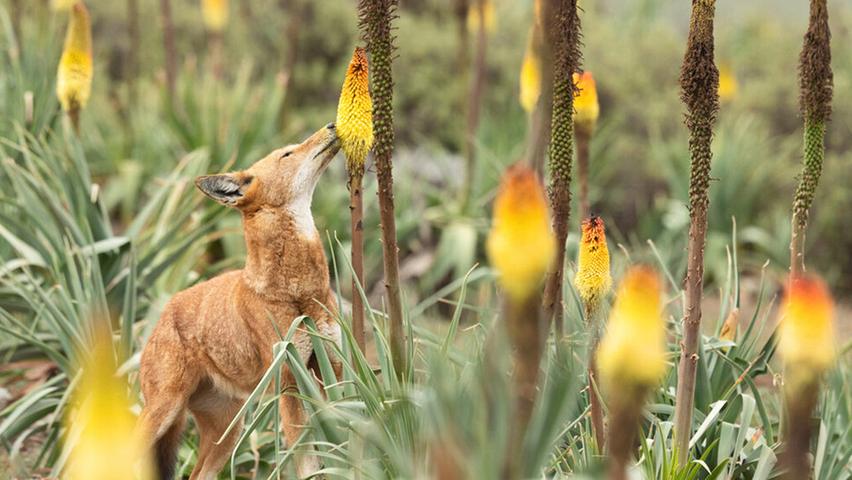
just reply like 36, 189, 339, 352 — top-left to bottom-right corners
573, 71, 599, 219
598, 266, 666, 480
790, 0, 832, 276
486, 165, 555, 479
336, 47, 374, 355
778, 275, 835, 479
672, 0, 719, 465
541, 0, 581, 334
574, 216, 611, 449
56, 2, 92, 134
459, 0, 488, 212
523, 0, 555, 176
358, 0, 406, 377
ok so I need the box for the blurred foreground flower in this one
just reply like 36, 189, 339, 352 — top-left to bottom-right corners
572, 71, 599, 135
598, 266, 666, 478
202, 0, 229, 32
336, 47, 374, 171
519, 32, 541, 115
65, 330, 152, 480
778, 274, 835, 480
778, 274, 835, 389
56, 2, 92, 132
487, 164, 553, 478
599, 266, 665, 391
574, 216, 612, 310
487, 165, 555, 302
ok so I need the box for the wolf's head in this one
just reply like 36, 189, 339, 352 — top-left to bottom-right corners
196, 123, 339, 235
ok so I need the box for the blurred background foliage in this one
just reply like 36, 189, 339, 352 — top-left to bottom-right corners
0, 0, 851, 477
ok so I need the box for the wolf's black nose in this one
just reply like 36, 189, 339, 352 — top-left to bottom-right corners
326, 122, 335, 130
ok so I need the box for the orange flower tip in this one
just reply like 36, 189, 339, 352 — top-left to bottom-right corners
779, 274, 836, 379
486, 165, 555, 302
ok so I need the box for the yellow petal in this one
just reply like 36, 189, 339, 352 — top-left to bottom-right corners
718, 62, 738, 103
598, 266, 667, 389
486, 165, 555, 302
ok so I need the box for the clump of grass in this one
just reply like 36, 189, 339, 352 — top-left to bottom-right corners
673, 0, 720, 464
790, 0, 833, 275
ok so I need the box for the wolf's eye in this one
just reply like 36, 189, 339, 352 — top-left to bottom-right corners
281, 151, 292, 159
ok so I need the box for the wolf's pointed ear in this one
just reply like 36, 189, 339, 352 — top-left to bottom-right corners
195, 174, 253, 206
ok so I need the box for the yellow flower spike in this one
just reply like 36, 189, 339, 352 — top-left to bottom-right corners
65, 329, 153, 480
519, 31, 541, 115
56, 2, 93, 114
467, 0, 496, 34
486, 165, 555, 302
573, 216, 612, 309
336, 47, 374, 172
202, 0, 229, 32
778, 275, 836, 387
718, 62, 738, 103
598, 266, 667, 389
572, 71, 600, 134
51, 0, 76, 11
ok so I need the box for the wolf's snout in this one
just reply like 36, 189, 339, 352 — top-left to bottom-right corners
326, 122, 335, 130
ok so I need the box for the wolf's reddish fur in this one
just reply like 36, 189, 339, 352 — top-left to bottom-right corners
137, 124, 342, 480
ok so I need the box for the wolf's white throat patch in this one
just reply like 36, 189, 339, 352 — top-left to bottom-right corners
287, 158, 320, 238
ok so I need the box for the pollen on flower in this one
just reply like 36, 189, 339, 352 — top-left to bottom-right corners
598, 266, 667, 389
202, 0, 229, 32
336, 47, 374, 172
519, 33, 541, 114
486, 165, 555, 302
778, 275, 835, 379
65, 329, 153, 480
56, 2, 93, 113
573, 71, 600, 133
573, 216, 612, 308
